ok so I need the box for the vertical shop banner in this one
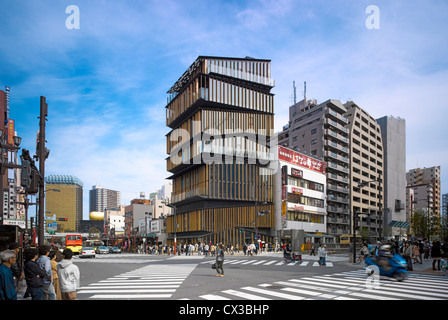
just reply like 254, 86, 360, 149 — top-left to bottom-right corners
7, 119, 15, 146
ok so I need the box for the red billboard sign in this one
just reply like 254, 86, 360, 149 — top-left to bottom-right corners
278, 146, 325, 173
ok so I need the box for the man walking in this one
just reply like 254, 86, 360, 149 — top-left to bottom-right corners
318, 244, 327, 266
57, 248, 80, 300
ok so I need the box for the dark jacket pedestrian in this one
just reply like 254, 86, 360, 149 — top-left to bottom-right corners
23, 248, 47, 300
431, 241, 442, 271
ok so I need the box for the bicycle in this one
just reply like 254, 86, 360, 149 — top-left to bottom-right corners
355, 254, 367, 264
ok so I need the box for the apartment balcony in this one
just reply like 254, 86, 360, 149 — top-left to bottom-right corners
327, 173, 349, 184
325, 108, 348, 125
327, 184, 349, 194
325, 150, 349, 164
324, 129, 349, 144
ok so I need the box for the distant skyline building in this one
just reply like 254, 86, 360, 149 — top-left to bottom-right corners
442, 193, 448, 219
406, 166, 441, 217
89, 185, 121, 213
45, 175, 83, 232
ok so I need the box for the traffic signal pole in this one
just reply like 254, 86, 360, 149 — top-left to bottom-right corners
37, 96, 47, 245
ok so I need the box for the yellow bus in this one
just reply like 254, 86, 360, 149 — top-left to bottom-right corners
340, 234, 362, 245
65, 234, 83, 254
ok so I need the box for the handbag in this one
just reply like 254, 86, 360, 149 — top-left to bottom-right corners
211, 262, 216, 269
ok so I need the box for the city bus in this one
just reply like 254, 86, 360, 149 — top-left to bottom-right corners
340, 234, 362, 246
65, 234, 83, 254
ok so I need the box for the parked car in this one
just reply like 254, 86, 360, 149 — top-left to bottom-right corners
80, 247, 96, 258
110, 247, 121, 254
96, 246, 110, 254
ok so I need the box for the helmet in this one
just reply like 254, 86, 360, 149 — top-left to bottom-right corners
380, 245, 391, 251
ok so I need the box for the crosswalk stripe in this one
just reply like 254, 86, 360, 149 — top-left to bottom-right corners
90, 294, 172, 299
241, 286, 305, 300
199, 294, 231, 300
200, 258, 336, 267
222, 289, 272, 300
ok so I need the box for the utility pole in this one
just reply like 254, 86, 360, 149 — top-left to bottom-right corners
37, 96, 48, 245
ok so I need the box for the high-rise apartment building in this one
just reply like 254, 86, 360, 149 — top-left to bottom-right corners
376, 116, 407, 238
89, 185, 121, 213
45, 175, 83, 232
278, 99, 350, 240
344, 101, 384, 241
406, 166, 441, 217
165, 56, 275, 245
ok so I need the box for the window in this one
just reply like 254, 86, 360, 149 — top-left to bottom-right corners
311, 139, 317, 145
311, 128, 317, 134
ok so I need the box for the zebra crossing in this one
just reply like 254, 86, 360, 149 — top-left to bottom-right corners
73, 253, 163, 264
187, 270, 448, 300
77, 264, 197, 299
200, 258, 334, 267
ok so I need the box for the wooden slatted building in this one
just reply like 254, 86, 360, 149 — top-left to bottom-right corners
165, 56, 275, 247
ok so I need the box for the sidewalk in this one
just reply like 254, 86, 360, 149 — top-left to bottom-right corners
411, 258, 446, 275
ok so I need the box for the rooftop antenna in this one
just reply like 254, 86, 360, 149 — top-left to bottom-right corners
304, 81, 307, 105
293, 81, 297, 117
293, 81, 297, 105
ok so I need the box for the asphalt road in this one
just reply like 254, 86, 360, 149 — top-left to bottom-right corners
73, 251, 448, 301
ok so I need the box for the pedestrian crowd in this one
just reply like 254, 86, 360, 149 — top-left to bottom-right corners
0, 242, 80, 300
356, 238, 448, 274
135, 241, 279, 256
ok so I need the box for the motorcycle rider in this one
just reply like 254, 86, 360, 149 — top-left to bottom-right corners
376, 244, 393, 272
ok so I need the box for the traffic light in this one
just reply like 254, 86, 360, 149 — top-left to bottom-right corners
20, 158, 31, 188
58, 218, 68, 221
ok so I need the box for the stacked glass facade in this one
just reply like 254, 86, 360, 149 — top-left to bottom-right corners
165, 56, 275, 246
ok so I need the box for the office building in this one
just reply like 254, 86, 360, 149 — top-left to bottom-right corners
165, 56, 275, 245
376, 115, 407, 238
89, 185, 121, 213
45, 175, 83, 232
344, 101, 384, 241
278, 99, 350, 240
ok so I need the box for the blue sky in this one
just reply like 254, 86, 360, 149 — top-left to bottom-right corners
1, 0, 447, 219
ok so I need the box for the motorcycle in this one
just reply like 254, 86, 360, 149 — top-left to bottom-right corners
364, 253, 409, 281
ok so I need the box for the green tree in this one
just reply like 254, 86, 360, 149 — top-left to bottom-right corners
411, 209, 427, 238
